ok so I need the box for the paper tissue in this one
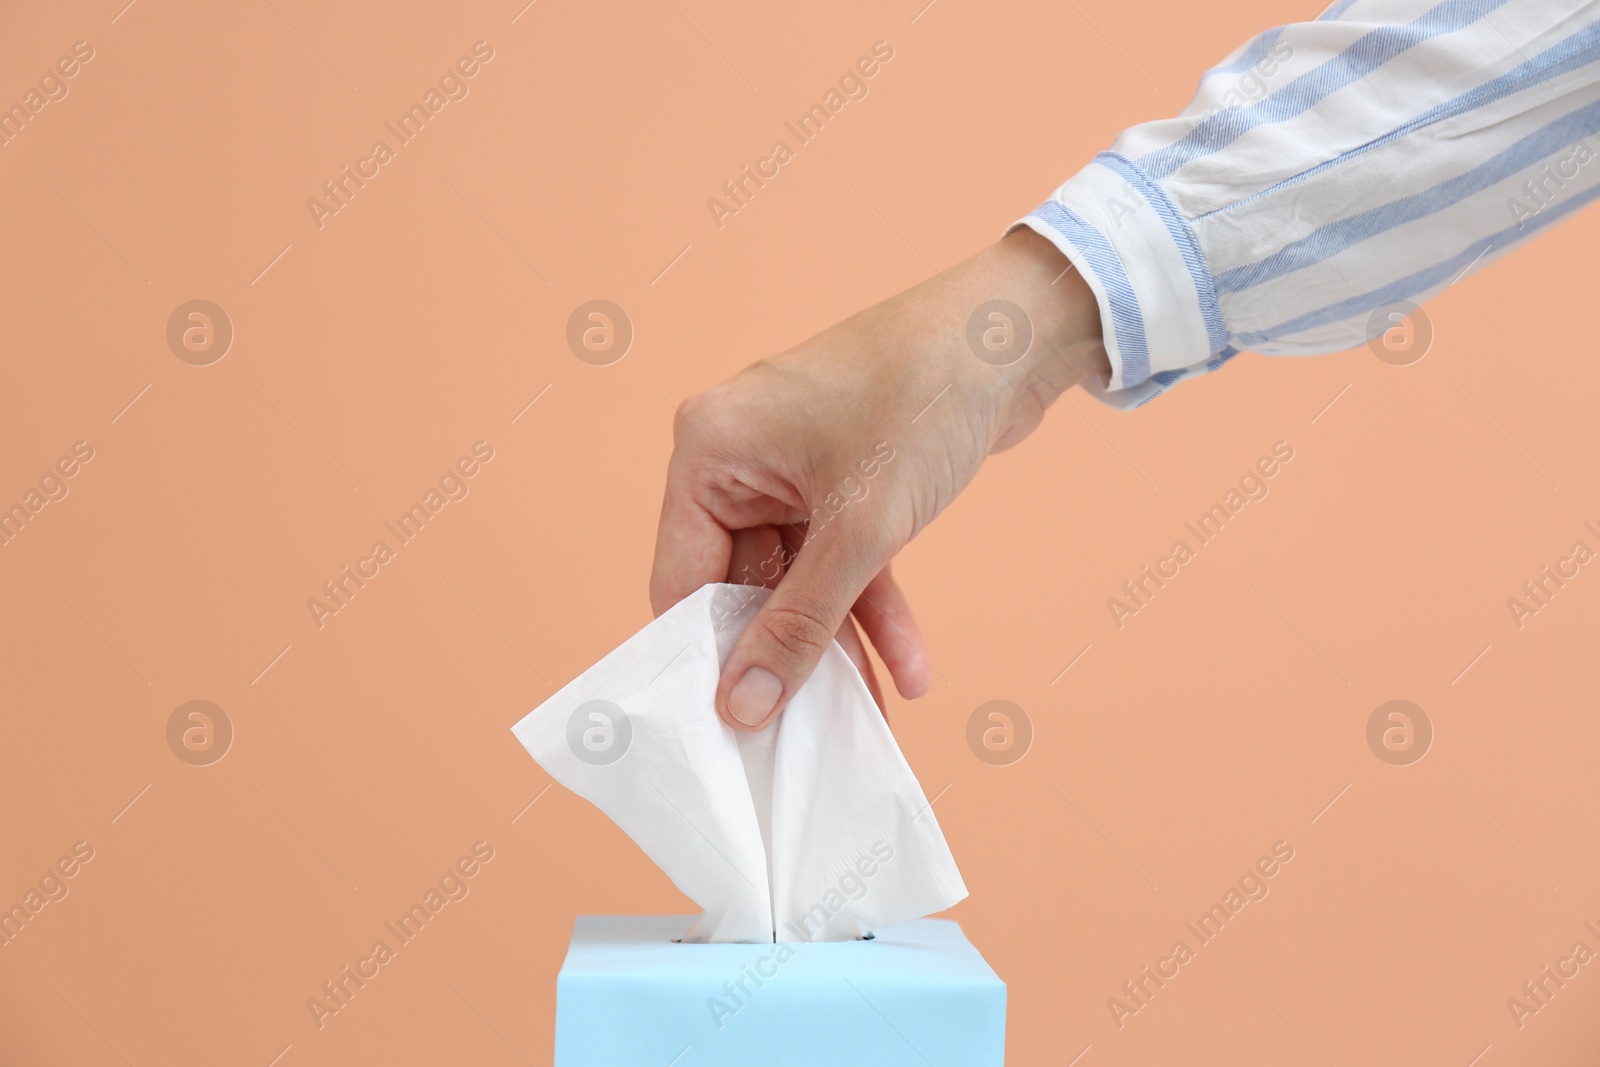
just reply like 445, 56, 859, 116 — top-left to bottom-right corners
511, 583, 1006, 1066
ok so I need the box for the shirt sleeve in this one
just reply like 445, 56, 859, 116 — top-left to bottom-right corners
1015, 0, 1600, 408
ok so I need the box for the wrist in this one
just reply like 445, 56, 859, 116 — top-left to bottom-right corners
996, 227, 1107, 378
955, 229, 1109, 435
842, 228, 1110, 457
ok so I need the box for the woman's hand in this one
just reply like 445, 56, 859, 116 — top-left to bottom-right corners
650, 227, 1109, 731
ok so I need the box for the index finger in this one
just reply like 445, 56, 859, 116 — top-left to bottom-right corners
649, 465, 734, 616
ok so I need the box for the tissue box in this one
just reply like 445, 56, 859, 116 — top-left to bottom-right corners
555, 915, 1006, 1066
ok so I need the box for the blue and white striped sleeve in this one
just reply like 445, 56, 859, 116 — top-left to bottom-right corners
1017, 0, 1600, 408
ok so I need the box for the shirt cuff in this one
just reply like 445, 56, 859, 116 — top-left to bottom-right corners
1011, 152, 1229, 409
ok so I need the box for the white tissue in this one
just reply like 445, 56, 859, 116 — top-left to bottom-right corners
511, 583, 967, 943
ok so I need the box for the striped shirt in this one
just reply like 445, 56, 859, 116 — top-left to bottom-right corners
1018, 0, 1600, 408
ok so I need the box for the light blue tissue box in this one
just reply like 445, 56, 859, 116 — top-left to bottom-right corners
555, 915, 1006, 1066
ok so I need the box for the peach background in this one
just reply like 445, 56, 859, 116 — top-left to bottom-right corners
2, 0, 1597, 1063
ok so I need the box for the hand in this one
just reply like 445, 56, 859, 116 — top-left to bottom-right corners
650, 227, 1109, 731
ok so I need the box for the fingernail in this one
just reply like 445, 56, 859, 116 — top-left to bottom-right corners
728, 666, 782, 727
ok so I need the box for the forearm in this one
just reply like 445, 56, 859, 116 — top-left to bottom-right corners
1020, 0, 1600, 407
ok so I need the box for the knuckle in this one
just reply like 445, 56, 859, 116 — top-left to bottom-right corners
676, 388, 713, 425
673, 386, 744, 452
672, 392, 713, 443
759, 602, 833, 662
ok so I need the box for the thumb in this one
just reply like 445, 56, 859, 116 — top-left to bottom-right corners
716, 516, 893, 731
